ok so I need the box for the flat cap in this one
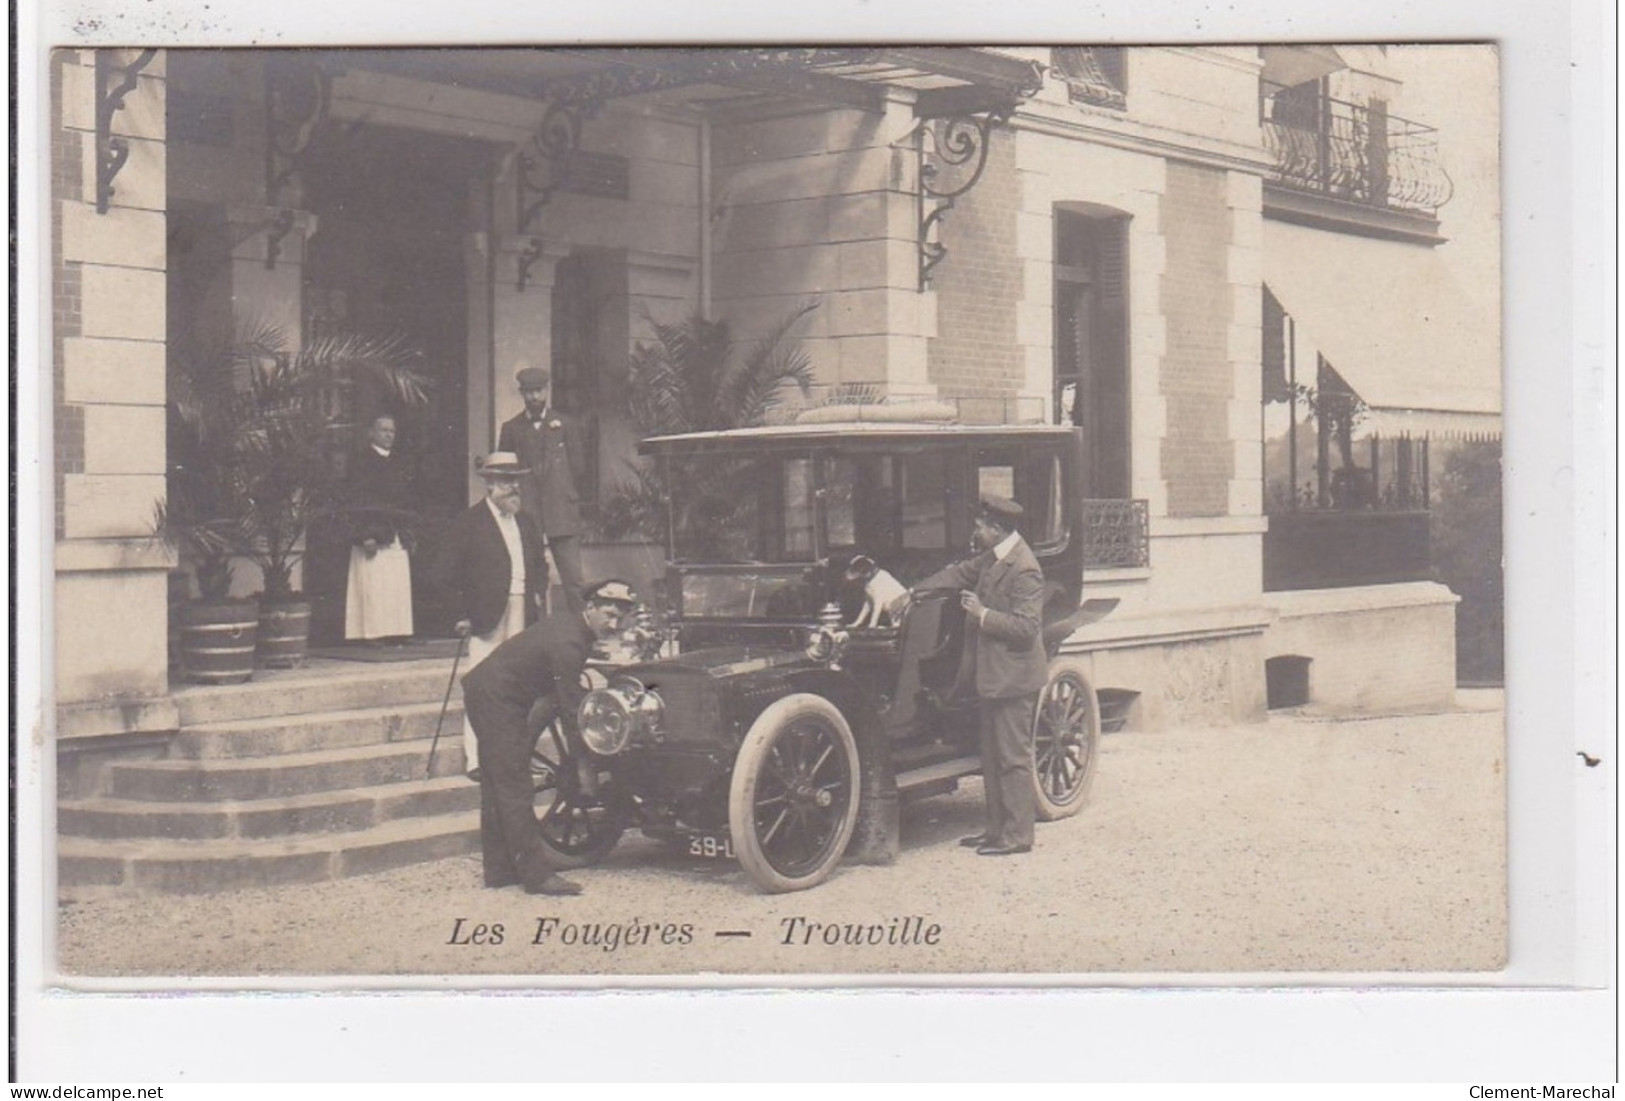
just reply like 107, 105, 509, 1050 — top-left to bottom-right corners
515, 367, 551, 390
977, 494, 1024, 529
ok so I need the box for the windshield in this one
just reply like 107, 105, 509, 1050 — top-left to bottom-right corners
661, 449, 960, 565
661, 452, 817, 564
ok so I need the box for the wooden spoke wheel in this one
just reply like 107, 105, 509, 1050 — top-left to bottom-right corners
728, 694, 861, 893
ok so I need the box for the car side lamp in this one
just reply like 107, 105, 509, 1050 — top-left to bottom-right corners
623, 603, 667, 663
804, 602, 851, 670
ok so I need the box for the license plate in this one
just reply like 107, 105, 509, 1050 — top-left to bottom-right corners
686, 833, 735, 860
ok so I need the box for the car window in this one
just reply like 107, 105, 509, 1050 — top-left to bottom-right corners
899, 452, 949, 550
668, 452, 817, 564
977, 448, 1067, 550
783, 457, 816, 558
977, 464, 1016, 500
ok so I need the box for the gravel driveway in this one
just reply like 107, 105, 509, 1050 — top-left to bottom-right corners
55, 693, 1506, 981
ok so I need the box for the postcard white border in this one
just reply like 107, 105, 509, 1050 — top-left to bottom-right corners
11, 0, 1616, 1081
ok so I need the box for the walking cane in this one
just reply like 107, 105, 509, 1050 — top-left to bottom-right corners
426, 631, 468, 779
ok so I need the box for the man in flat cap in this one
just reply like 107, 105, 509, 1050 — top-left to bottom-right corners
462, 578, 639, 895
497, 365, 590, 612
911, 494, 1049, 856
430, 452, 550, 780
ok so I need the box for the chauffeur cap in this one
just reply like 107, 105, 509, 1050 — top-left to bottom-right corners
515, 366, 551, 390
584, 579, 638, 608
977, 494, 1024, 531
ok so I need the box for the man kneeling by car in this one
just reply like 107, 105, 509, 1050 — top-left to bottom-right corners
461, 579, 638, 895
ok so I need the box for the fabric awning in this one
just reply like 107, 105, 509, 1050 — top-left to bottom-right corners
1263, 220, 1501, 437
1259, 45, 1347, 89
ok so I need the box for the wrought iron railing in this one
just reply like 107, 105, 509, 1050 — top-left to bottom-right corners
1051, 47, 1126, 110
1260, 81, 1453, 216
1080, 498, 1149, 569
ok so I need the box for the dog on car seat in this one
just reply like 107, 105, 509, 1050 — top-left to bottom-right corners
844, 554, 910, 629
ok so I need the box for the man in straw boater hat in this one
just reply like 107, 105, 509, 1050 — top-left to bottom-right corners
429, 452, 549, 781
911, 494, 1049, 856
461, 578, 639, 895
497, 365, 591, 613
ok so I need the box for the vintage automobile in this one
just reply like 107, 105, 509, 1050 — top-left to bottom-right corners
529, 414, 1117, 893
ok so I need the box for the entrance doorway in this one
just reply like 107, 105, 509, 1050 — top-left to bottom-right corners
300, 123, 495, 641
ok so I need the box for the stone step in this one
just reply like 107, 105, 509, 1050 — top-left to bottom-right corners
173, 659, 461, 727
106, 739, 470, 803
169, 701, 465, 760
59, 774, 482, 841
58, 810, 482, 896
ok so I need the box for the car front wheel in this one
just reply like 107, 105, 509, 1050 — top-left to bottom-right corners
1032, 659, 1101, 821
728, 694, 861, 893
530, 724, 627, 868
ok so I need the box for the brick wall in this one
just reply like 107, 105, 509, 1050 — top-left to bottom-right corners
52, 55, 85, 538
1158, 161, 1234, 516
926, 129, 1025, 400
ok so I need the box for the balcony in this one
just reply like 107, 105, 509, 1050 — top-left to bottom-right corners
1260, 81, 1453, 245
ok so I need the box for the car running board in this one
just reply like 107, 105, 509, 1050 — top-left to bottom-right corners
1042, 597, 1121, 652
895, 754, 983, 793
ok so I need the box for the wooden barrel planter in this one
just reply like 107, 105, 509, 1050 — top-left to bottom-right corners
178, 600, 260, 685
257, 599, 313, 669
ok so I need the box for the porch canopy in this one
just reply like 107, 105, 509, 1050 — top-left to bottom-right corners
1263, 220, 1501, 438
337, 46, 1046, 119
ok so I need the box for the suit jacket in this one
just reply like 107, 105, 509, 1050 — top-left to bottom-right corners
496, 408, 590, 537
430, 500, 549, 637
348, 446, 416, 545
462, 609, 595, 717
915, 536, 1049, 699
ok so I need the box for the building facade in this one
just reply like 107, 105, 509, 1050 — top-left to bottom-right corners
51, 45, 1499, 759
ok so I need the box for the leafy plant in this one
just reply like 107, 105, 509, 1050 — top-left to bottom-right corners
161, 324, 429, 602
1430, 439, 1503, 683
598, 303, 819, 547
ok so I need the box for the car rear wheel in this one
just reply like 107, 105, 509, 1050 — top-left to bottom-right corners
1032, 659, 1101, 821
728, 694, 861, 893
531, 724, 627, 868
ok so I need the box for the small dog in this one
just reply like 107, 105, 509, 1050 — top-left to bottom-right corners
844, 555, 911, 629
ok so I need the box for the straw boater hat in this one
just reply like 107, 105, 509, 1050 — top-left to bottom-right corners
475, 451, 529, 479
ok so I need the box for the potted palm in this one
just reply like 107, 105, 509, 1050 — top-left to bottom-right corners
164, 325, 428, 674
233, 328, 429, 666
160, 338, 263, 683
597, 302, 819, 555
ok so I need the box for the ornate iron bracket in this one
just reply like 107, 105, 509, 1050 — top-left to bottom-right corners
515, 238, 545, 293
264, 55, 329, 216
263, 208, 298, 270
915, 108, 1011, 290
515, 100, 596, 237
94, 48, 158, 214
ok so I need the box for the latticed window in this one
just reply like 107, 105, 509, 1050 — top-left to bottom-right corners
1052, 47, 1127, 109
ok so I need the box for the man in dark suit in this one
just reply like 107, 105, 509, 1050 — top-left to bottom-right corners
912, 495, 1050, 856
497, 366, 590, 613
429, 452, 549, 780
462, 579, 638, 895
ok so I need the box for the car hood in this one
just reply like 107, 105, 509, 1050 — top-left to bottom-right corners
618, 645, 810, 682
